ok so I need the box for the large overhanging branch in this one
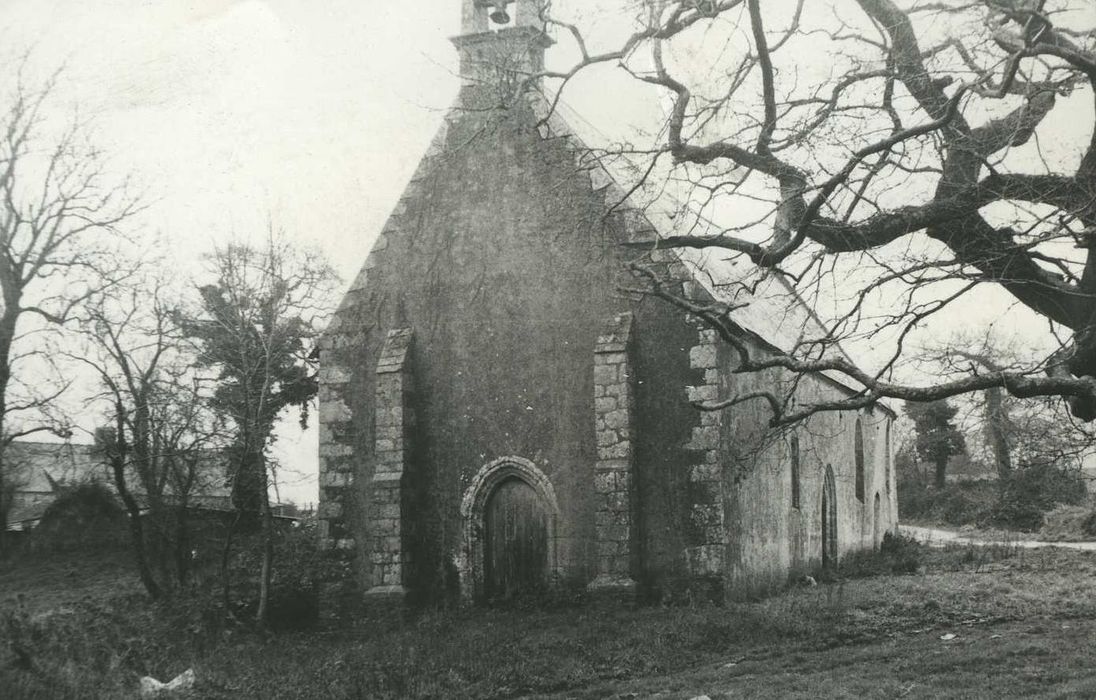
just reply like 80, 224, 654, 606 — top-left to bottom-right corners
624, 171, 1087, 256
530, 1, 1096, 416
628, 265, 1096, 426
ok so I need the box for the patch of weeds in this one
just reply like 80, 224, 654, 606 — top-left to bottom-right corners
1039, 502, 1096, 541
0, 594, 200, 699
838, 532, 925, 579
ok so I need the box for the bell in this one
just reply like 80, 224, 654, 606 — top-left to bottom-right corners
488, 1, 511, 24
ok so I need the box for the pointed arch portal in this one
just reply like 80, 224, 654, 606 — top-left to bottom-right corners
459, 456, 559, 602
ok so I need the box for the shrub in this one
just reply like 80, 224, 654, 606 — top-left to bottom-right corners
982, 498, 1045, 532
838, 532, 924, 579
1036, 503, 1096, 541
896, 476, 935, 521
216, 518, 322, 630
897, 478, 996, 527
938, 489, 981, 527
982, 462, 1086, 532
30, 482, 127, 552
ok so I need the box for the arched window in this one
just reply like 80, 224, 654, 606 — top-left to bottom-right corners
821, 464, 838, 568
884, 419, 892, 495
789, 432, 801, 510
854, 417, 865, 502
873, 492, 882, 548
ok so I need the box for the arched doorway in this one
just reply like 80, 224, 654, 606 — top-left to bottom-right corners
484, 476, 548, 599
821, 465, 838, 568
459, 456, 559, 602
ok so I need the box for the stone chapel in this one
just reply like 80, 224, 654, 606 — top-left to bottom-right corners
316, 0, 898, 610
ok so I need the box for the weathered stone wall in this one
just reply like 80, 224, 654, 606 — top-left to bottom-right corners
627, 249, 732, 597
317, 85, 899, 609
713, 333, 899, 599
320, 97, 642, 603
366, 328, 415, 598
589, 312, 638, 595
683, 324, 727, 582
316, 110, 461, 609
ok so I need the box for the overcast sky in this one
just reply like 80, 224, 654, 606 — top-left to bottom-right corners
2, 0, 483, 504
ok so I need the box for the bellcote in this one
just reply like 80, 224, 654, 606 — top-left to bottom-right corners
452, 0, 553, 98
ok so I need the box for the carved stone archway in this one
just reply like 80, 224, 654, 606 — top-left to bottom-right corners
458, 456, 560, 602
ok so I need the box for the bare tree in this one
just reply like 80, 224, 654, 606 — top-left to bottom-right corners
921, 332, 1095, 480
0, 66, 138, 551
919, 336, 1015, 479
72, 280, 227, 599
527, 0, 1096, 424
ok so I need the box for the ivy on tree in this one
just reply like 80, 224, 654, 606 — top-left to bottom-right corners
182, 242, 333, 525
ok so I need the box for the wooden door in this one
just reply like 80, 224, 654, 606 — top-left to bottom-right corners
484, 476, 547, 600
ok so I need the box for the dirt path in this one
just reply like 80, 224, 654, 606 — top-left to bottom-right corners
901, 524, 1096, 551
557, 617, 1096, 699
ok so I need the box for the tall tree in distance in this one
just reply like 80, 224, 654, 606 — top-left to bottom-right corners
922, 333, 1095, 481
905, 399, 967, 489
182, 237, 336, 623
0, 64, 137, 551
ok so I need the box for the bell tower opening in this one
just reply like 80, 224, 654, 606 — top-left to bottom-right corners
454, 0, 554, 97
486, 1, 516, 29
462, 0, 543, 35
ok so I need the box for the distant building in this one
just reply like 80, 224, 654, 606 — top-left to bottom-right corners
3, 440, 232, 532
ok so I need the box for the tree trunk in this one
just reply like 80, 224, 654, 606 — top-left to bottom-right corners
0, 445, 7, 558
985, 387, 1012, 481
174, 503, 192, 586
0, 312, 16, 559
220, 512, 238, 616
255, 482, 274, 627
934, 455, 948, 490
231, 442, 264, 531
109, 418, 163, 600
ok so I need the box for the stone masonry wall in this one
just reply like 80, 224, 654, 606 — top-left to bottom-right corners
631, 248, 729, 588
367, 328, 415, 598
589, 312, 638, 595
684, 324, 727, 579
315, 95, 459, 616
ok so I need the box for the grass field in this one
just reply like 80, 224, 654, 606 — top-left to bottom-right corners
4, 542, 1096, 698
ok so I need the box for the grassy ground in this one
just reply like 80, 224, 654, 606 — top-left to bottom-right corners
0, 548, 142, 614
4, 543, 1096, 698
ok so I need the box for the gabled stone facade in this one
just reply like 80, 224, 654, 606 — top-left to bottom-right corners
316, 0, 899, 613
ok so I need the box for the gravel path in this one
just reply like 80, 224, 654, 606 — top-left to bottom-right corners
901, 524, 1096, 551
